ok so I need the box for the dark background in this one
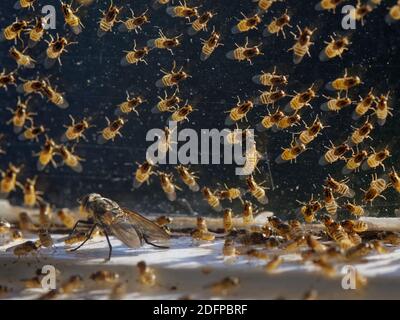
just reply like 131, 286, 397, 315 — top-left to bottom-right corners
0, 0, 399, 218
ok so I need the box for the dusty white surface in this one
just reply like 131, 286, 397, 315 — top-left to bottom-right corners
1, 200, 400, 299
1, 233, 400, 300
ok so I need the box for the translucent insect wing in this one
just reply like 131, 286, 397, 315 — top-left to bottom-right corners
123, 208, 170, 246
108, 216, 143, 248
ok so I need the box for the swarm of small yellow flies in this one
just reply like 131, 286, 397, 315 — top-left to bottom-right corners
0, 0, 400, 300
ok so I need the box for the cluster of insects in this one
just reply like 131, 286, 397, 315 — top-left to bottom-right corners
0, 0, 399, 300
3, 261, 158, 299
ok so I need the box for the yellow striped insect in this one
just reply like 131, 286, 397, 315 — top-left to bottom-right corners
38, 201, 53, 227
342, 149, 369, 174
196, 217, 208, 233
176, 165, 199, 192
36, 137, 58, 171
223, 209, 234, 233
328, 222, 353, 250
61, 115, 92, 142
263, 11, 292, 38
61, 0, 84, 35
315, 0, 345, 12
323, 187, 338, 215
351, 0, 373, 26
297, 116, 327, 145
57, 209, 76, 229
115, 91, 146, 116
362, 173, 389, 204
147, 29, 182, 54
156, 61, 190, 88
158, 171, 180, 202
191, 229, 215, 241
325, 175, 355, 198
254, 0, 280, 14
288, 26, 316, 64
225, 97, 254, 125
18, 212, 36, 231
216, 184, 242, 203
349, 118, 374, 146
246, 175, 268, 204
320, 93, 352, 112
119, 9, 149, 33
0, 163, 22, 195
14, 0, 37, 10
200, 28, 223, 61
275, 140, 307, 164
60, 275, 84, 294
287, 220, 305, 242
286, 84, 317, 112
121, 41, 151, 66
98, 1, 122, 37
362, 147, 390, 171
224, 126, 254, 145
319, 34, 350, 61
226, 37, 263, 64
0, 69, 17, 91
305, 234, 326, 253
187, 11, 215, 35
388, 167, 400, 193
20, 176, 43, 207
7, 97, 36, 133
231, 12, 262, 34
57, 145, 85, 173
0, 18, 29, 44
153, 126, 175, 159
252, 66, 288, 87
38, 228, 54, 248
341, 220, 368, 233
137, 261, 156, 287
319, 141, 350, 166
222, 239, 237, 259
242, 200, 255, 225
168, 103, 195, 123
202, 187, 222, 212
166, 1, 199, 21
256, 108, 284, 131
133, 160, 155, 189
9, 46, 36, 69
374, 92, 392, 126
152, 89, 181, 113
352, 88, 376, 120
27, 17, 46, 48
18, 122, 45, 142
42, 80, 69, 109
154, 215, 172, 228
90, 270, 119, 284
276, 113, 302, 131
17, 76, 46, 95
97, 117, 126, 144
254, 89, 286, 106
326, 69, 362, 92
44, 34, 77, 69
242, 142, 262, 176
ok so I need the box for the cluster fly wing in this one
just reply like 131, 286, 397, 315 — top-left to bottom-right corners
108, 214, 144, 248
115, 208, 170, 248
